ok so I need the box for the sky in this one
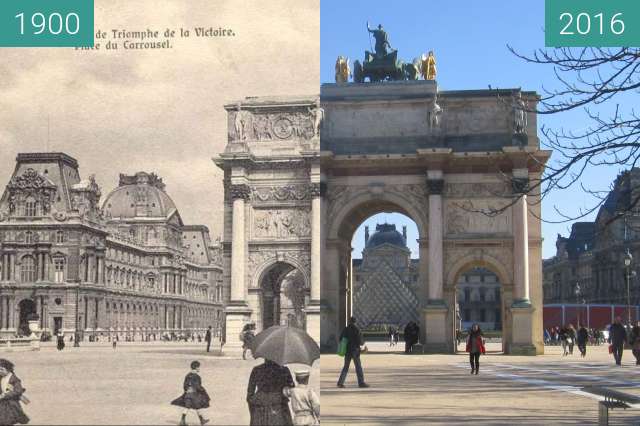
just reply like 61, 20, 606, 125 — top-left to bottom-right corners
320, 0, 629, 259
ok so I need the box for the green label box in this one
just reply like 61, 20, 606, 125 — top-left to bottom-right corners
0, 0, 94, 47
546, 0, 640, 47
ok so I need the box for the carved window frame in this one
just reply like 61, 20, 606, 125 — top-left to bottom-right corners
53, 256, 66, 283
20, 254, 36, 282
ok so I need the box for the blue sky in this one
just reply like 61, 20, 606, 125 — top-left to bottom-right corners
321, 1, 627, 259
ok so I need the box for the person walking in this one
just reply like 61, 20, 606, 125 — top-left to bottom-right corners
630, 321, 640, 366
247, 359, 295, 426
466, 323, 486, 375
241, 323, 256, 360
284, 370, 320, 426
567, 324, 576, 355
388, 327, 395, 347
171, 360, 210, 426
56, 331, 65, 351
205, 326, 212, 353
576, 325, 589, 357
337, 317, 369, 388
0, 359, 30, 425
559, 326, 569, 356
609, 316, 628, 366
403, 321, 419, 354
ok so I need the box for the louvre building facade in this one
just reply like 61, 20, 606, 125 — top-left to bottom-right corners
544, 168, 640, 307
0, 153, 224, 340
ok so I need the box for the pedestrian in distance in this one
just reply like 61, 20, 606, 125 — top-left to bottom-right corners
205, 326, 212, 353
56, 331, 65, 351
241, 323, 256, 360
337, 316, 369, 388
567, 324, 576, 355
171, 360, 210, 426
247, 358, 295, 426
284, 370, 320, 426
466, 323, 486, 375
576, 325, 588, 357
609, 316, 628, 366
630, 320, 640, 366
0, 358, 30, 426
559, 326, 569, 356
403, 321, 420, 354
388, 327, 395, 347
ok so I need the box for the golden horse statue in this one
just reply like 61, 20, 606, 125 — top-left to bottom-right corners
335, 56, 351, 83
421, 51, 437, 80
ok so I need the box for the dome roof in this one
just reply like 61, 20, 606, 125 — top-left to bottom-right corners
102, 172, 178, 220
366, 223, 406, 248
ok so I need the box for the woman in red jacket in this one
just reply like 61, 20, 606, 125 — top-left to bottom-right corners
466, 323, 486, 375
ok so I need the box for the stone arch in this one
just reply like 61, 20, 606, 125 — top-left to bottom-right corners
322, 188, 428, 350
327, 187, 428, 241
443, 250, 514, 353
252, 257, 310, 292
254, 260, 309, 331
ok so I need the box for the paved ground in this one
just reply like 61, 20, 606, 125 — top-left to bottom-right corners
321, 342, 640, 425
1, 342, 319, 425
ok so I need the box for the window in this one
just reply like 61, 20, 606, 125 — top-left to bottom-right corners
56, 230, 65, 243
25, 231, 34, 244
463, 309, 471, 322
479, 309, 486, 322
54, 258, 65, 283
464, 288, 471, 303
20, 256, 35, 282
24, 199, 37, 217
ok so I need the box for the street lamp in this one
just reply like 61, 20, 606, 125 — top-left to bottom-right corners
574, 282, 581, 327
624, 249, 633, 325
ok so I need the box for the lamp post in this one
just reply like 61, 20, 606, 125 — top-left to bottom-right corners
574, 282, 581, 327
74, 277, 81, 347
624, 249, 633, 325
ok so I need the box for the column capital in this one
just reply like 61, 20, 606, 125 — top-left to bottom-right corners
309, 182, 325, 198
427, 178, 445, 195
511, 177, 529, 195
229, 184, 251, 200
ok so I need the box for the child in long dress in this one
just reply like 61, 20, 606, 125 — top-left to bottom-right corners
284, 370, 319, 426
171, 361, 210, 426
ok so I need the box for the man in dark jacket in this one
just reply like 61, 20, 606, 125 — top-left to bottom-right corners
404, 321, 420, 354
337, 317, 369, 388
205, 326, 212, 353
609, 316, 628, 366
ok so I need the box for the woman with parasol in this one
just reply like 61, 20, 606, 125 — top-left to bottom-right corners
246, 325, 320, 426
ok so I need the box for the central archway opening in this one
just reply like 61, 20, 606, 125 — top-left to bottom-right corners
351, 212, 422, 353
454, 267, 504, 353
259, 262, 308, 331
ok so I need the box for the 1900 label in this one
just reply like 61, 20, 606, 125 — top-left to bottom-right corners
0, 0, 94, 47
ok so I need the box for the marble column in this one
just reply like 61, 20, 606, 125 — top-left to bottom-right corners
225, 183, 252, 350
0, 296, 4, 329
424, 171, 448, 353
509, 170, 536, 355
305, 182, 322, 343
427, 173, 444, 302
230, 184, 249, 302
512, 176, 531, 305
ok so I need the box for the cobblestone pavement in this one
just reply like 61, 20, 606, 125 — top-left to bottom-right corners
1, 342, 319, 425
321, 342, 640, 425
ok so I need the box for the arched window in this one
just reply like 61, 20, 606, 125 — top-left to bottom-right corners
20, 255, 36, 282
53, 257, 66, 283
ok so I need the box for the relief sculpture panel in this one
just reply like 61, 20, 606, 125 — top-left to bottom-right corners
253, 208, 311, 239
445, 200, 511, 235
